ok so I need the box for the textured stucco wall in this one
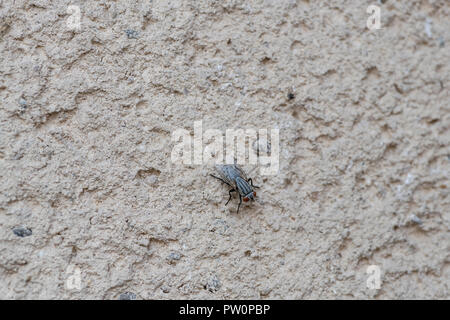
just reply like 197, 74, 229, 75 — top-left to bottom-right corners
0, 0, 449, 299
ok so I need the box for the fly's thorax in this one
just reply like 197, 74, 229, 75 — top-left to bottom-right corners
235, 177, 253, 197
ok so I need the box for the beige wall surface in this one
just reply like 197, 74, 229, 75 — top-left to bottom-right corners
0, 0, 449, 299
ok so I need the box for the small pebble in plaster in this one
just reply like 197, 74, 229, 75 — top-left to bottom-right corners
167, 251, 182, 264
409, 214, 423, 225
13, 226, 32, 237
252, 137, 271, 155
119, 292, 137, 300
125, 30, 139, 39
204, 275, 221, 292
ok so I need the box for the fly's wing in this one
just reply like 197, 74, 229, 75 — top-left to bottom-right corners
215, 164, 249, 187
231, 164, 248, 181
214, 165, 237, 187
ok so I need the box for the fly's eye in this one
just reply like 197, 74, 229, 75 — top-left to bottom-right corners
253, 191, 256, 197
243, 197, 249, 202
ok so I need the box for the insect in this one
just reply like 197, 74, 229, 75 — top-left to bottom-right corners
210, 164, 259, 214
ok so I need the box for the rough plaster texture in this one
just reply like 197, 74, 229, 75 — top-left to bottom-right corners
0, 0, 449, 299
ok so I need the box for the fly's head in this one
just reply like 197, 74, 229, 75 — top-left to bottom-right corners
242, 190, 256, 202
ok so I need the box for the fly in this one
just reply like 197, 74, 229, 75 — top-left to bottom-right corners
210, 164, 259, 214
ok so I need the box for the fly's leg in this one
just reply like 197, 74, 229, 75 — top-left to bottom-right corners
247, 178, 260, 189
237, 194, 242, 214
226, 189, 236, 206
210, 174, 233, 187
